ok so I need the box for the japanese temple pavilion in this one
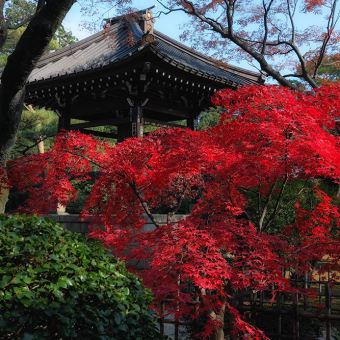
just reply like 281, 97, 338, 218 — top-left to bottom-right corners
25, 7, 264, 141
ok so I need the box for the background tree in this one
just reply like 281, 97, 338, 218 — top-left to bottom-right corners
0, 23, 77, 67
133, 0, 340, 90
300, 52, 340, 85
0, 1, 78, 161
0, 0, 79, 212
197, 108, 222, 130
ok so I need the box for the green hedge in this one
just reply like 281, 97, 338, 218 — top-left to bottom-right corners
0, 214, 164, 340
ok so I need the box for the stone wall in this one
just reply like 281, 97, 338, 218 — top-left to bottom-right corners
48, 214, 187, 234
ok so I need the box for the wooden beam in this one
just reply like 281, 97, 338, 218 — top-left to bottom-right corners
79, 129, 118, 139
70, 118, 130, 129
144, 118, 185, 129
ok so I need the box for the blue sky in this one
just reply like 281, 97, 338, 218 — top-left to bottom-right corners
63, 1, 186, 41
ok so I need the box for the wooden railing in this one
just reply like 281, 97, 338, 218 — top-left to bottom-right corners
158, 277, 340, 340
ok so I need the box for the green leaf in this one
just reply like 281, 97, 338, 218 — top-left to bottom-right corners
114, 313, 122, 325
0, 275, 12, 288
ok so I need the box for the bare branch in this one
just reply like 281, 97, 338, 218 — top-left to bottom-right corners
313, 0, 339, 78
21, 134, 56, 155
261, 0, 275, 54
286, 0, 296, 43
283, 73, 303, 78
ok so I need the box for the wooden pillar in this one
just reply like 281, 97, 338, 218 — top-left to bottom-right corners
56, 107, 70, 215
58, 109, 71, 131
131, 105, 144, 138
117, 123, 131, 143
117, 105, 144, 142
187, 116, 198, 131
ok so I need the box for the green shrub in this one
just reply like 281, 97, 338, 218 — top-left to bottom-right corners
0, 214, 164, 340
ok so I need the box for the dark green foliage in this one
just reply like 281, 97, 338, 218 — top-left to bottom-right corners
10, 109, 58, 159
66, 178, 95, 214
4, 1, 36, 28
198, 108, 222, 131
1, 1, 78, 67
242, 179, 340, 234
0, 214, 164, 340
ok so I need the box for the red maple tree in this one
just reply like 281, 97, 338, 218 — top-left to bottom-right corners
4, 84, 340, 339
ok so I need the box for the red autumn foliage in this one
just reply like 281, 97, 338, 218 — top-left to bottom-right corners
4, 84, 340, 339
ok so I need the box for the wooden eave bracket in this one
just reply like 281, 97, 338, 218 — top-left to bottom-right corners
140, 32, 157, 47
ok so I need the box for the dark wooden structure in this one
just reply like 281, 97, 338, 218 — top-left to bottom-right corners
26, 7, 264, 141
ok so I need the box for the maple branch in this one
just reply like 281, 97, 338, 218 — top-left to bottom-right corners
283, 73, 304, 78
167, 180, 190, 224
290, 241, 340, 255
286, 0, 297, 43
285, 41, 319, 88
66, 150, 105, 170
154, 0, 183, 17
263, 174, 289, 231
261, 0, 275, 55
313, 0, 339, 78
258, 180, 277, 232
20, 134, 56, 155
129, 182, 161, 229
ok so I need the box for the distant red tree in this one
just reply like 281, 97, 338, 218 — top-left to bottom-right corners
5, 84, 340, 339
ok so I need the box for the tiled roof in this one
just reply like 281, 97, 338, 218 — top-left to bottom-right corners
26, 13, 262, 86
152, 31, 259, 85
28, 20, 141, 83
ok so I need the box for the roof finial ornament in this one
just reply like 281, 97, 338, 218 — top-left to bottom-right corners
139, 6, 156, 35
103, 5, 156, 29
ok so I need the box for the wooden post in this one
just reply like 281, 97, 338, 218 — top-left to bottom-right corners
58, 109, 71, 131
131, 105, 144, 138
117, 123, 131, 143
116, 105, 144, 142
159, 302, 164, 336
186, 116, 198, 131
292, 292, 299, 340
304, 272, 308, 311
325, 282, 331, 340
56, 107, 70, 215
277, 292, 282, 340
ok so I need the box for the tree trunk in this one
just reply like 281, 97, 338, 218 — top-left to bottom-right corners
210, 302, 226, 340
37, 137, 45, 154
0, 88, 25, 213
0, 0, 8, 51
0, 168, 9, 214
